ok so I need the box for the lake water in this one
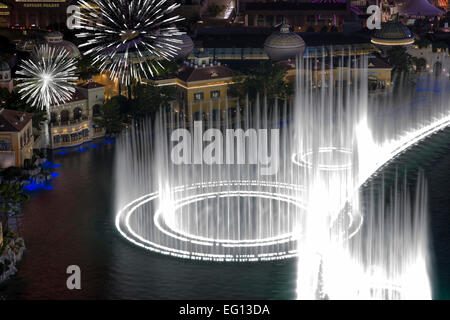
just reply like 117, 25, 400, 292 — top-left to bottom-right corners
0, 136, 448, 299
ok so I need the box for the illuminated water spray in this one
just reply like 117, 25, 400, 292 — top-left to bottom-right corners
115, 50, 446, 299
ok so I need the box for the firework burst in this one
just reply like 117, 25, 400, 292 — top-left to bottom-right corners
16, 44, 78, 110
75, 0, 185, 85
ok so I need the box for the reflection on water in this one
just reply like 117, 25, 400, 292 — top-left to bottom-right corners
0, 140, 296, 300
0, 137, 448, 299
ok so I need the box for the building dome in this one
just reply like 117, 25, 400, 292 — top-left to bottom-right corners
48, 41, 81, 58
173, 34, 194, 59
45, 31, 81, 58
371, 21, 415, 46
264, 24, 306, 61
0, 61, 10, 72
44, 31, 64, 43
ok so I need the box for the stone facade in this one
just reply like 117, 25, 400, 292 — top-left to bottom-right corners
0, 109, 34, 168
49, 81, 106, 149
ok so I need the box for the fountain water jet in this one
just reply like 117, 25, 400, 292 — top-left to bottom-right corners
114, 49, 442, 298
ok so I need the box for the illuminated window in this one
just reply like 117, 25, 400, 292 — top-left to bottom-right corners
194, 92, 203, 100
210, 90, 220, 99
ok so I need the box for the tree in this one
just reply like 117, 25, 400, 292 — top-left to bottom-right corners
0, 184, 29, 232
0, 88, 47, 131
228, 61, 291, 102
94, 97, 125, 135
386, 46, 414, 78
77, 56, 101, 81
157, 61, 181, 79
206, 4, 225, 17
130, 82, 177, 119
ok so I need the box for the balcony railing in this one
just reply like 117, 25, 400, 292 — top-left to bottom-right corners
50, 116, 89, 128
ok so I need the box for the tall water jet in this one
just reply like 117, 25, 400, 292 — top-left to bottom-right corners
115, 95, 311, 261
114, 49, 440, 299
293, 49, 436, 299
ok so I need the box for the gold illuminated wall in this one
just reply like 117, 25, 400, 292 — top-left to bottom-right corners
3, 0, 70, 27
434, 0, 448, 9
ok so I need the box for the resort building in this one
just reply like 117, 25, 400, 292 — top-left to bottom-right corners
408, 44, 450, 77
242, 1, 350, 32
154, 53, 237, 117
0, 108, 33, 168
0, 0, 73, 28
190, 26, 380, 62
281, 54, 392, 89
44, 31, 81, 58
49, 81, 105, 149
17, 30, 81, 58
0, 61, 13, 93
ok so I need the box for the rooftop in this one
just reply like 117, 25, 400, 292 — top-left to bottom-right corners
244, 2, 347, 11
177, 64, 233, 82
368, 56, 392, 69
50, 89, 86, 107
195, 27, 372, 48
0, 108, 32, 132
371, 21, 415, 45
77, 81, 105, 89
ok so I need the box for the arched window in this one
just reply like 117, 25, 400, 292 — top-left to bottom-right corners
73, 107, 83, 120
433, 61, 443, 77
50, 112, 58, 123
60, 109, 70, 122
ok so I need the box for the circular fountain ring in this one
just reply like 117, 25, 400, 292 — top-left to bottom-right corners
116, 181, 308, 262
116, 180, 362, 262
291, 147, 353, 171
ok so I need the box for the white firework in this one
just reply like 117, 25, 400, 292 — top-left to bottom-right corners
75, 0, 185, 85
16, 44, 78, 110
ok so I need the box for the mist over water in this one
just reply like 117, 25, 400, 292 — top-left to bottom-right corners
114, 51, 450, 299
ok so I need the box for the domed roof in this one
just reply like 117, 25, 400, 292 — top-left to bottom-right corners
47, 41, 81, 58
0, 61, 10, 71
44, 31, 80, 58
371, 21, 415, 46
45, 31, 63, 40
173, 34, 194, 59
264, 24, 306, 61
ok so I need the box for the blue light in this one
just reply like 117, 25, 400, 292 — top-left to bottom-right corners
50, 173, 59, 178
42, 161, 62, 170
78, 148, 86, 152
23, 181, 46, 192
105, 140, 113, 144
58, 151, 68, 155
89, 144, 99, 148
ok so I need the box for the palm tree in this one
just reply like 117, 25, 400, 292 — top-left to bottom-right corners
228, 61, 291, 104
77, 56, 100, 81
0, 184, 30, 234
